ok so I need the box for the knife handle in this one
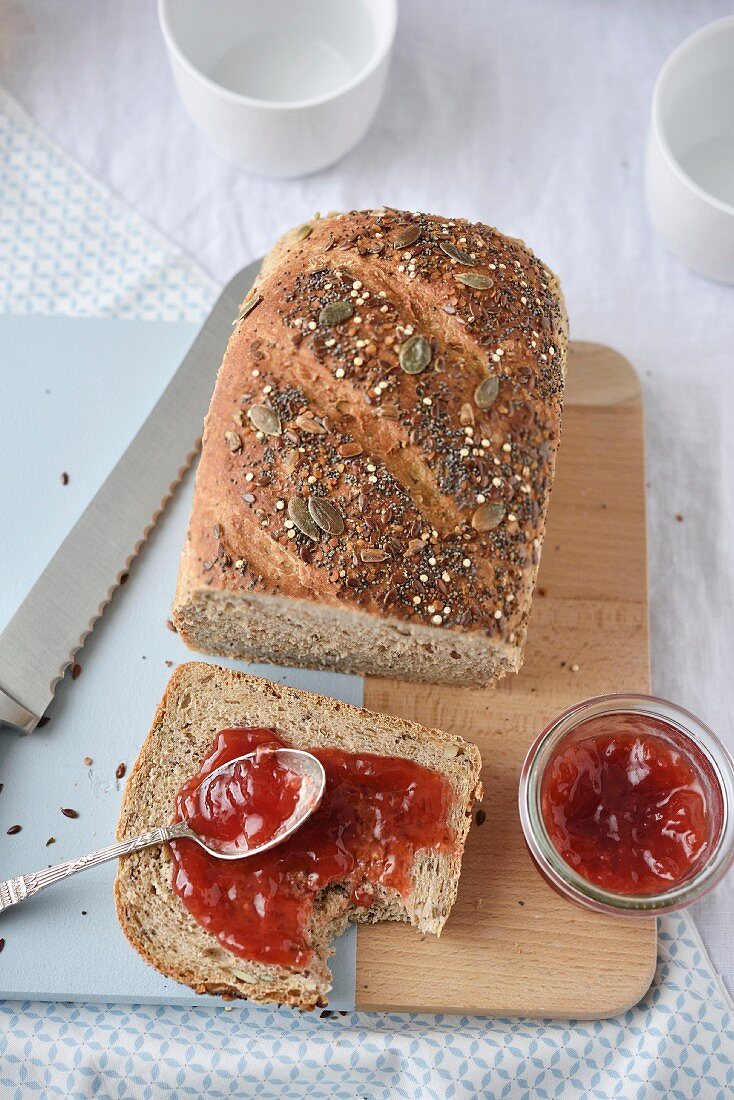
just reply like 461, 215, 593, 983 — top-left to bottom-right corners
0, 823, 193, 914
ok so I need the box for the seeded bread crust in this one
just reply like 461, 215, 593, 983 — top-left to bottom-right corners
173, 208, 567, 685
114, 663, 483, 1010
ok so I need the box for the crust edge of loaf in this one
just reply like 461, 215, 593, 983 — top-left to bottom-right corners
172, 587, 522, 687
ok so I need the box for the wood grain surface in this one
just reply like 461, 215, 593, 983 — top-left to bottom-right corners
357, 341, 657, 1018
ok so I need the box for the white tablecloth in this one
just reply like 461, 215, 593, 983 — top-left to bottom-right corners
1, 0, 733, 1025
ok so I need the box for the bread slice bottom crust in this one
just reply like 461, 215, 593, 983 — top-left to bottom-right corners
114, 663, 483, 1010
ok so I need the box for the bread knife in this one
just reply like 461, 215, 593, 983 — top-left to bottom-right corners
0, 259, 261, 732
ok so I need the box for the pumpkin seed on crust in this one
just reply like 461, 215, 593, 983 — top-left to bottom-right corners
440, 242, 476, 266
474, 376, 500, 409
308, 496, 345, 536
472, 501, 506, 531
248, 404, 282, 436
455, 273, 495, 290
319, 300, 354, 326
399, 335, 432, 374
287, 497, 320, 541
393, 224, 422, 249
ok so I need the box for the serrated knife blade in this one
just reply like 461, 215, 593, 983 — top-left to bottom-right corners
0, 259, 261, 731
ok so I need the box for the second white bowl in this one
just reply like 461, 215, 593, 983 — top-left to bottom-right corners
645, 15, 734, 283
159, 0, 397, 178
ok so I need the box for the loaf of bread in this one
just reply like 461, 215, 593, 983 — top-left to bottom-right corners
173, 209, 567, 684
114, 662, 482, 1009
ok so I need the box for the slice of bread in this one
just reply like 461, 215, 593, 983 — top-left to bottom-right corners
114, 662, 483, 1010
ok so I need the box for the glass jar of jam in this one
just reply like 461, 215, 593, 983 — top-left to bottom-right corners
519, 694, 734, 915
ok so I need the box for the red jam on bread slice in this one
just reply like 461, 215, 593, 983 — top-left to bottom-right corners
170, 727, 456, 969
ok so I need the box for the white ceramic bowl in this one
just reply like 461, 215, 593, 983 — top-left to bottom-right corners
645, 15, 734, 283
159, 0, 397, 178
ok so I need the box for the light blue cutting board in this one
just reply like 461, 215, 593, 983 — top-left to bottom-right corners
0, 316, 359, 1012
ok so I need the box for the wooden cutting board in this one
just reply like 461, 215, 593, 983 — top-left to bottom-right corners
358, 341, 657, 1019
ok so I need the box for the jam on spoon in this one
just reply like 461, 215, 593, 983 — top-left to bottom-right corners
179, 740, 307, 854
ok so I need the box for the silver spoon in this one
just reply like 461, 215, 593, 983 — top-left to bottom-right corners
0, 748, 325, 914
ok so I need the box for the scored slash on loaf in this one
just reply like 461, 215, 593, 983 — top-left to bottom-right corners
173, 209, 567, 685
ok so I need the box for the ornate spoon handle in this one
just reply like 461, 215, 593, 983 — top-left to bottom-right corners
0, 821, 194, 914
